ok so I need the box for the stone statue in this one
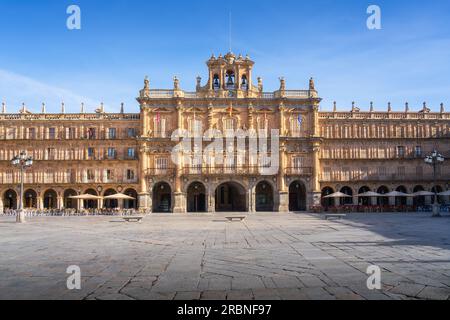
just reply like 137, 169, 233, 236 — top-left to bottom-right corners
141, 76, 150, 98
351, 102, 360, 112
420, 102, 431, 113
257, 77, 263, 92
309, 77, 315, 91
279, 77, 286, 91
174, 76, 180, 90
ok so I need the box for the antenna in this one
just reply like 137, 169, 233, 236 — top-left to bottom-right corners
229, 11, 232, 53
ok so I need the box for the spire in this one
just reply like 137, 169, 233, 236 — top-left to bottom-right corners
196, 76, 202, 90
100, 102, 104, 113
21, 102, 26, 113
388, 102, 392, 112
441, 103, 445, 113
41, 103, 46, 114
370, 101, 374, 112
61, 102, 65, 114
309, 77, 315, 91
333, 101, 337, 112
81, 102, 85, 113
120, 102, 124, 114
2, 102, 5, 113
405, 102, 409, 113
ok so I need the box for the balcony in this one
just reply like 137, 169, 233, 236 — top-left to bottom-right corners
284, 167, 313, 175
320, 172, 450, 182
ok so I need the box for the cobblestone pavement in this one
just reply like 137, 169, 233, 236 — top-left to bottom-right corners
0, 213, 450, 300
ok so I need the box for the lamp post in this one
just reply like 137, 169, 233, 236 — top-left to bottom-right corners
424, 150, 444, 217
11, 151, 33, 223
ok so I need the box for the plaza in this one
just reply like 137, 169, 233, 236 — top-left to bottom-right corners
0, 212, 449, 300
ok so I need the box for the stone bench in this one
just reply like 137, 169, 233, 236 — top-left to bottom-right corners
122, 216, 144, 223
324, 214, 346, 220
225, 216, 246, 222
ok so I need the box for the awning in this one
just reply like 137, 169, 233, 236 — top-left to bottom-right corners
323, 192, 352, 198
103, 193, 136, 200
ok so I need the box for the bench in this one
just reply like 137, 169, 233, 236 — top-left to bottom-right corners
324, 214, 346, 220
122, 216, 144, 223
225, 216, 246, 222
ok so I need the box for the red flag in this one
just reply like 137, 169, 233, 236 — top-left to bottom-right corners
156, 111, 161, 124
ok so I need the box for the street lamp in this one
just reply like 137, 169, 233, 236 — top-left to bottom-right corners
11, 151, 33, 223
424, 150, 445, 217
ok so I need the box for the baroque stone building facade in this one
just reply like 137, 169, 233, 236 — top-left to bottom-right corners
0, 53, 449, 213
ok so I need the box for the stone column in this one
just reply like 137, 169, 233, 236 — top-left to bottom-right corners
311, 141, 322, 207
57, 196, 63, 210
37, 195, 43, 210
138, 144, 150, 211
0, 197, 3, 214
208, 188, 215, 213
278, 144, 289, 212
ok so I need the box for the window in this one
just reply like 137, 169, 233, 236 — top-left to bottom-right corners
48, 128, 56, 139
224, 118, 234, 131
87, 169, 95, 181
45, 169, 53, 183
154, 118, 166, 138
87, 128, 96, 139
108, 128, 117, 139
6, 127, 16, 139
87, 148, 95, 158
107, 148, 117, 159
397, 166, 406, 177
47, 148, 56, 160
67, 127, 76, 139
415, 146, 422, 158
155, 157, 168, 174
213, 74, 220, 90
106, 169, 114, 181
127, 128, 136, 138
127, 148, 135, 159
397, 146, 405, 158
416, 166, 423, 177
126, 169, 135, 180
290, 117, 301, 137
28, 128, 36, 139
378, 167, 386, 177
188, 118, 202, 136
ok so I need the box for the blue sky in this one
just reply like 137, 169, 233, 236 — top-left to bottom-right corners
0, 0, 449, 113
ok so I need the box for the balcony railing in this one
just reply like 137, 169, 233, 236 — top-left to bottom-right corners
320, 172, 450, 182
284, 167, 313, 175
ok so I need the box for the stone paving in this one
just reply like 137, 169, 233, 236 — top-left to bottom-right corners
0, 212, 450, 300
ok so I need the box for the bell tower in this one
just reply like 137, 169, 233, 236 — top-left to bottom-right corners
198, 52, 255, 98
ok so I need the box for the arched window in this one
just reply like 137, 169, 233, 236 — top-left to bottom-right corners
225, 70, 235, 89
213, 74, 220, 90
241, 75, 248, 90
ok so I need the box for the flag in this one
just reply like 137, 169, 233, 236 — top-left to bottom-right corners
228, 105, 233, 117
156, 111, 161, 124
298, 114, 303, 127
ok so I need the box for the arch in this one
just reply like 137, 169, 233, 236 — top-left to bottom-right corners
152, 182, 172, 213
412, 185, 425, 206
215, 181, 247, 212
43, 189, 58, 209
358, 186, 371, 206
187, 182, 207, 213
395, 186, 408, 206
340, 186, 353, 205
64, 189, 77, 209
3, 189, 17, 210
24, 189, 37, 208
213, 74, 220, 89
377, 186, 389, 206
123, 188, 138, 209
103, 188, 118, 209
431, 185, 444, 204
289, 180, 307, 211
321, 187, 335, 207
255, 181, 274, 212
241, 74, 248, 89
225, 70, 235, 88
84, 188, 98, 209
